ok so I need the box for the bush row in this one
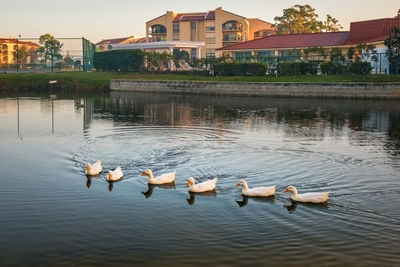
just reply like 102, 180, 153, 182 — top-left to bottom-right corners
320, 61, 372, 75
93, 50, 145, 72
279, 62, 319, 76
213, 62, 268, 76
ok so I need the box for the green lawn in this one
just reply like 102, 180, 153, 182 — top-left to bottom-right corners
1, 71, 399, 93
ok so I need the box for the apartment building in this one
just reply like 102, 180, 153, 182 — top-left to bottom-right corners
145, 7, 275, 58
0, 38, 40, 65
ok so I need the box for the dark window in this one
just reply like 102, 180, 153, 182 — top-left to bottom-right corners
107, 45, 112, 50
191, 22, 196, 30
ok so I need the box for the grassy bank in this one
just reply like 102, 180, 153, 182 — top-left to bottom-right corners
1, 72, 400, 93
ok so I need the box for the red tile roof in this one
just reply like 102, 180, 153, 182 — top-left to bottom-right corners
346, 18, 400, 45
173, 11, 215, 22
95, 36, 134, 46
217, 32, 350, 51
0, 38, 40, 48
218, 15, 400, 51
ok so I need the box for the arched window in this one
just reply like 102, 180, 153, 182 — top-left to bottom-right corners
3, 56, 8, 62
107, 45, 112, 50
150, 24, 167, 34
99, 46, 104, 50
222, 21, 242, 31
2, 44, 8, 50
13, 45, 18, 50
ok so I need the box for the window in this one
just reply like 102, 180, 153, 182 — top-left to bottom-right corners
3, 56, 8, 62
190, 48, 197, 59
206, 48, 215, 59
13, 45, 19, 50
151, 25, 167, 34
2, 44, 7, 50
107, 45, 112, 50
99, 46, 104, 50
223, 33, 242, 42
173, 23, 180, 41
206, 26, 215, 32
222, 21, 242, 31
257, 51, 275, 63
234, 51, 251, 62
191, 22, 196, 30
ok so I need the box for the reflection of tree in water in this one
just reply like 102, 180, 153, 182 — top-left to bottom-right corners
88, 93, 400, 156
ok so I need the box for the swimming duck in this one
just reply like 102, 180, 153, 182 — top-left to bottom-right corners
283, 186, 329, 203
108, 166, 123, 181
85, 160, 102, 176
186, 177, 217, 193
235, 180, 275, 197
141, 169, 175, 184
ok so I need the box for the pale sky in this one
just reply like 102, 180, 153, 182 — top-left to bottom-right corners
1, 0, 399, 43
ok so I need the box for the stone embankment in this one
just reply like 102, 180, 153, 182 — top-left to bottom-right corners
110, 80, 400, 99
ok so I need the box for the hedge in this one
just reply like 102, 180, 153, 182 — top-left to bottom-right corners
93, 49, 145, 72
213, 62, 268, 76
320, 62, 347, 75
348, 61, 372, 75
279, 62, 319, 76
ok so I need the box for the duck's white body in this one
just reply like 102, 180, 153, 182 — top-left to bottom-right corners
141, 169, 175, 185
108, 166, 123, 181
284, 186, 329, 203
236, 180, 275, 197
187, 177, 217, 193
85, 160, 102, 175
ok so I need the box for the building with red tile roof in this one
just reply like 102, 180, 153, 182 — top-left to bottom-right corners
95, 36, 145, 51
0, 38, 40, 64
217, 9, 400, 64
146, 7, 276, 58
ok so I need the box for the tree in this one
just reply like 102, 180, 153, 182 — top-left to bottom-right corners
13, 45, 30, 69
324, 15, 343, 32
37, 33, 63, 71
385, 27, 400, 74
274, 4, 342, 34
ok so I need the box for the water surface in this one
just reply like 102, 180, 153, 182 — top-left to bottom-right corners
1, 92, 400, 266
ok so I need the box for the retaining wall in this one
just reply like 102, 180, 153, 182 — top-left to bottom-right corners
110, 80, 400, 99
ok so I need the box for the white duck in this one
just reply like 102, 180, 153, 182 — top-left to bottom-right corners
283, 186, 329, 203
85, 160, 102, 175
186, 177, 217, 193
235, 180, 275, 197
141, 169, 175, 185
108, 166, 123, 181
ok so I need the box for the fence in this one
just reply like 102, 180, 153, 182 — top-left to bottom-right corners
0, 37, 96, 72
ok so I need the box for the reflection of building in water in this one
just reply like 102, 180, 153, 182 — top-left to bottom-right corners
362, 111, 390, 132
82, 98, 94, 130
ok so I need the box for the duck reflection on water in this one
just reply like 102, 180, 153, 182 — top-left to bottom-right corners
84, 173, 102, 189
141, 182, 176, 198
186, 191, 217, 206
235, 194, 275, 208
284, 200, 329, 213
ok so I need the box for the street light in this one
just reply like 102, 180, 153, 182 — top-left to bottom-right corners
16, 34, 21, 72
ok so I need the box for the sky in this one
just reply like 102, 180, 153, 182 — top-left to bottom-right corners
1, 0, 399, 43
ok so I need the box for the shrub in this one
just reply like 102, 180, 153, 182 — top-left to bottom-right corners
213, 62, 268, 76
93, 49, 145, 72
348, 61, 372, 74
279, 62, 319, 75
320, 62, 346, 75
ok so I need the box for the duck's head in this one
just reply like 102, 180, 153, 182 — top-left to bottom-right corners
141, 169, 152, 177
283, 186, 296, 193
186, 177, 195, 186
86, 164, 91, 172
235, 180, 247, 188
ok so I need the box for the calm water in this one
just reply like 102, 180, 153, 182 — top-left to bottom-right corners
1, 92, 400, 266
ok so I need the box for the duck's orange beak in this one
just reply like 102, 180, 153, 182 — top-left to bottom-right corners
86, 165, 90, 171
235, 183, 240, 187
186, 181, 191, 186
141, 172, 146, 176
108, 173, 112, 179
283, 188, 289, 193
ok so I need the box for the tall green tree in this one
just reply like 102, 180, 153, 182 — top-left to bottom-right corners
385, 27, 400, 74
274, 4, 342, 34
37, 33, 63, 71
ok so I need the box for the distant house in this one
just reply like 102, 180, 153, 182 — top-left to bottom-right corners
0, 38, 40, 65
216, 9, 400, 73
95, 36, 146, 51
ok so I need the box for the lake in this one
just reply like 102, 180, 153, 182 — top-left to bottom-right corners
0, 92, 399, 266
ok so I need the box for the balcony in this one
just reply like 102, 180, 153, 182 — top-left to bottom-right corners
222, 21, 243, 32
